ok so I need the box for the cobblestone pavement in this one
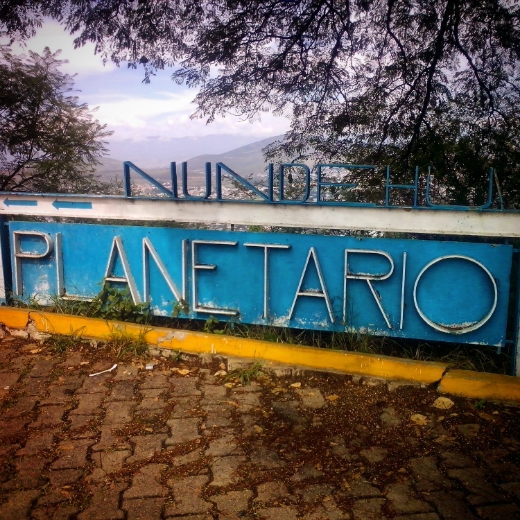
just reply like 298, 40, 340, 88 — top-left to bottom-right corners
0, 336, 519, 519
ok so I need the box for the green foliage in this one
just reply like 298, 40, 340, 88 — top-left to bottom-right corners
43, 326, 87, 353
203, 315, 224, 335
84, 284, 151, 324
171, 299, 189, 318
106, 326, 149, 359
474, 399, 487, 410
227, 361, 264, 386
0, 46, 113, 193
3, 1, 520, 205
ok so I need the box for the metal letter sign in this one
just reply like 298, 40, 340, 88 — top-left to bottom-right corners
9, 222, 512, 348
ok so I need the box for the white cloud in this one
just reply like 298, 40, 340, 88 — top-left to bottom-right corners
5, 20, 290, 142
95, 91, 290, 140
10, 20, 115, 76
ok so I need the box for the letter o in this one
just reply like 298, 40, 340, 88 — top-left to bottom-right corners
413, 255, 497, 334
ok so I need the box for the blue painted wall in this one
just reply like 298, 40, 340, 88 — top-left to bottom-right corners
9, 222, 512, 347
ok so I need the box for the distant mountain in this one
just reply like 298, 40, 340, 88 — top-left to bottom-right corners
184, 135, 283, 175
105, 134, 272, 169
96, 134, 284, 186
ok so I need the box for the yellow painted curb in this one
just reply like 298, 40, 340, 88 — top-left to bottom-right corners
438, 369, 520, 402
0, 307, 447, 384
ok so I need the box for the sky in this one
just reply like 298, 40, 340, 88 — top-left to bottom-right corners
9, 21, 290, 161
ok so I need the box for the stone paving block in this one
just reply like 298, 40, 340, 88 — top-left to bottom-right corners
165, 417, 200, 445
10, 355, 33, 372
106, 382, 136, 401
299, 484, 335, 504
16, 431, 55, 456
205, 413, 233, 428
67, 414, 98, 430
166, 516, 209, 520
296, 388, 326, 409
103, 401, 135, 425
410, 457, 451, 491
32, 504, 79, 520
500, 481, 520, 500
352, 497, 387, 519
102, 449, 131, 473
127, 434, 167, 464
291, 464, 324, 481
19, 377, 47, 396
2, 456, 51, 490
124, 464, 169, 499
0, 371, 20, 389
29, 404, 69, 428
40, 385, 76, 406
233, 381, 263, 392
0, 418, 28, 443
48, 469, 84, 487
58, 352, 86, 367
249, 445, 286, 469
475, 449, 520, 482
124, 497, 166, 519
393, 514, 440, 520
139, 388, 164, 398
257, 506, 299, 520
0, 489, 40, 520
113, 365, 139, 381
167, 447, 202, 465
91, 426, 131, 452
2, 395, 37, 418
475, 502, 519, 519
440, 451, 476, 469
171, 377, 201, 396
37, 489, 68, 507
360, 447, 388, 464
212, 489, 253, 519
210, 456, 246, 487
69, 392, 104, 415
165, 475, 210, 516
205, 434, 243, 457
233, 391, 261, 412
75, 375, 110, 394
386, 483, 434, 514
301, 498, 349, 519
140, 373, 170, 389
446, 468, 500, 503
272, 401, 307, 425
136, 397, 166, 412
50, 438, 94, 470
427, 491, 477, 519
345, 481, 382, 498
77, 483, 127, 520
456, 424, 480, 437
172, 396, 202, 418
29, 359, 56, 378
255, 481, 291, 503
200, 384, 227, 401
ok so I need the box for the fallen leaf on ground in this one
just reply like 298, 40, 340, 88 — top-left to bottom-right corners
171, 368, 190, 375
29, 348, 42, 354
410, 414, 428, 426
326, 394, 339, 401
213, 370, 227, 377
432, 397, 454, 410
80, 361, 89, 365
253, 425, 263, 433
290, 382, 301, 388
